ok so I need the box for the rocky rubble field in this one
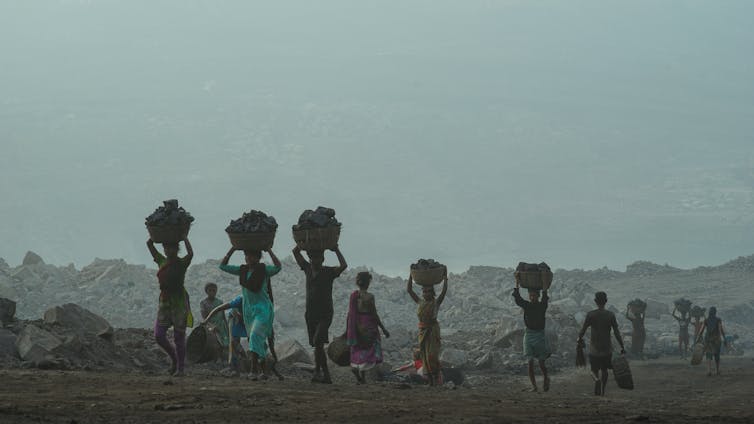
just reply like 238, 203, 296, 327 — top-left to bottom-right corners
1, 251, 752, 377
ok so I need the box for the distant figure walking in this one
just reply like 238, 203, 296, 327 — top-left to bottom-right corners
578, 291, 626, 396
293, 245, 348, 384
695, 306, 727, 376
407, 270, 448, 386
346, 271, 390, 384
146, 237, 194, 377
512, 282, 551, 392
625, 300, 646, 356
671, 304, 692, 359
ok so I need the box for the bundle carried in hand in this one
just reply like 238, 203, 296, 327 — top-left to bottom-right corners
674, 298, 693, 314
410, 259, 446, 286
145, 199, 194, 243
514, 262, 553, 290
226, 210, 278, 251
292, 206, 341, 250
576, 339, 586, 368
628, 299, 647, 313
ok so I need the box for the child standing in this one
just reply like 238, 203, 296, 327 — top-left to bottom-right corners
200, 283, 229, 349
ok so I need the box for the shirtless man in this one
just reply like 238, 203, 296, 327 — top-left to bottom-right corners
578, 291, 626, 396
293, 245, 347, 384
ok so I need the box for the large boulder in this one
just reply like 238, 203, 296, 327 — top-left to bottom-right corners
0, 329, 18, 357
43, 303, 114, 340
22, 251, 45, 266
0, 298, 16, 324
15, 325, 63, 362
275, 339, 312, 366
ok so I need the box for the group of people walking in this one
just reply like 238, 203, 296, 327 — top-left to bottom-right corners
146, 237, 449, 384
147, 236, 730, 391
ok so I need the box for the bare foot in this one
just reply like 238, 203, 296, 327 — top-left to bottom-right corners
543, 377, 550, 392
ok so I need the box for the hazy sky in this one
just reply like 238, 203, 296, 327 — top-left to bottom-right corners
1, 1, 753, 275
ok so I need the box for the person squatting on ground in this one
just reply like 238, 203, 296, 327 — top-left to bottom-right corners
406, 268, 448, 386
203, 294, 247, 376
512, 282, 551, 392
695, 306, 727, 377
293, 245, 348, 384
200, 283, 229, 349
578, 291, 626, 396
671, 305, 692, 359
147, 237, 194, 377
346, 271, 390, 384
219, 247, 282, 380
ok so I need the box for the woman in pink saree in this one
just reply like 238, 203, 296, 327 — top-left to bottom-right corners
346, 272, 390, 384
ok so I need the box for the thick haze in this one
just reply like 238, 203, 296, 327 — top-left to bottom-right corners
1, 1, 753, 275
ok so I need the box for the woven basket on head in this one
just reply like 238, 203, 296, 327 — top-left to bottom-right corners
227, 231, 276, 251
514, 270, 553, 290
147, 224, 190, 244
411, 266, 446, 287
292, 226, 341, 251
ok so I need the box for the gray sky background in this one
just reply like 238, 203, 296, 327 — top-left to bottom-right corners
1, 1, 752, 275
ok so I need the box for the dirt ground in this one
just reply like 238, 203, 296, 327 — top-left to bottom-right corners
0, 357, 752, 423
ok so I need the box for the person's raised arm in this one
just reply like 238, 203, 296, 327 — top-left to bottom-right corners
292, 245, 309, 270
183, 237, 194, 264
146, 238, 161, 262
437, 268, 449, 306
512, 287, 527, 308
219, 247, 242, 275
612, 316, 626, 354
332, 245, 347, 277
625, 307, 635, 321
671, 307, 681, 322
266, 248, 282, 269
406, 275, 420, 304
203, 302, 231, 324
221, 247, 235, 266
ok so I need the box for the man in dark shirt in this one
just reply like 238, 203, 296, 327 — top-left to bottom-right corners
293, 245, 347, 384
513, 282, 550, 392
578, 291, 626, 396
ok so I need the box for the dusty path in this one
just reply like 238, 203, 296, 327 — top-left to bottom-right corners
1, 358, 752, 423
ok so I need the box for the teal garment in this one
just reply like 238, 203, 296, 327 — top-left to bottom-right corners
218, 264, 280, 357
523, 329, 551, 361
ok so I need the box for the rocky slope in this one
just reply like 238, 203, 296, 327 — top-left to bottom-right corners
1, 251, 752, 373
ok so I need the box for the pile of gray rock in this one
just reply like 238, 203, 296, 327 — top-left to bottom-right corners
2, 250, 753, 376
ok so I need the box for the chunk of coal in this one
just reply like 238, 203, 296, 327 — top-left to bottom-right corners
226, 210, 278, 234
515, 262, 551, 273
628, 299, 647, 312
674, 298, 693, 313
145, 200, 195, 227
292, 206, 341, 231
690, 305, 706, 318
411, 259, 445, 270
